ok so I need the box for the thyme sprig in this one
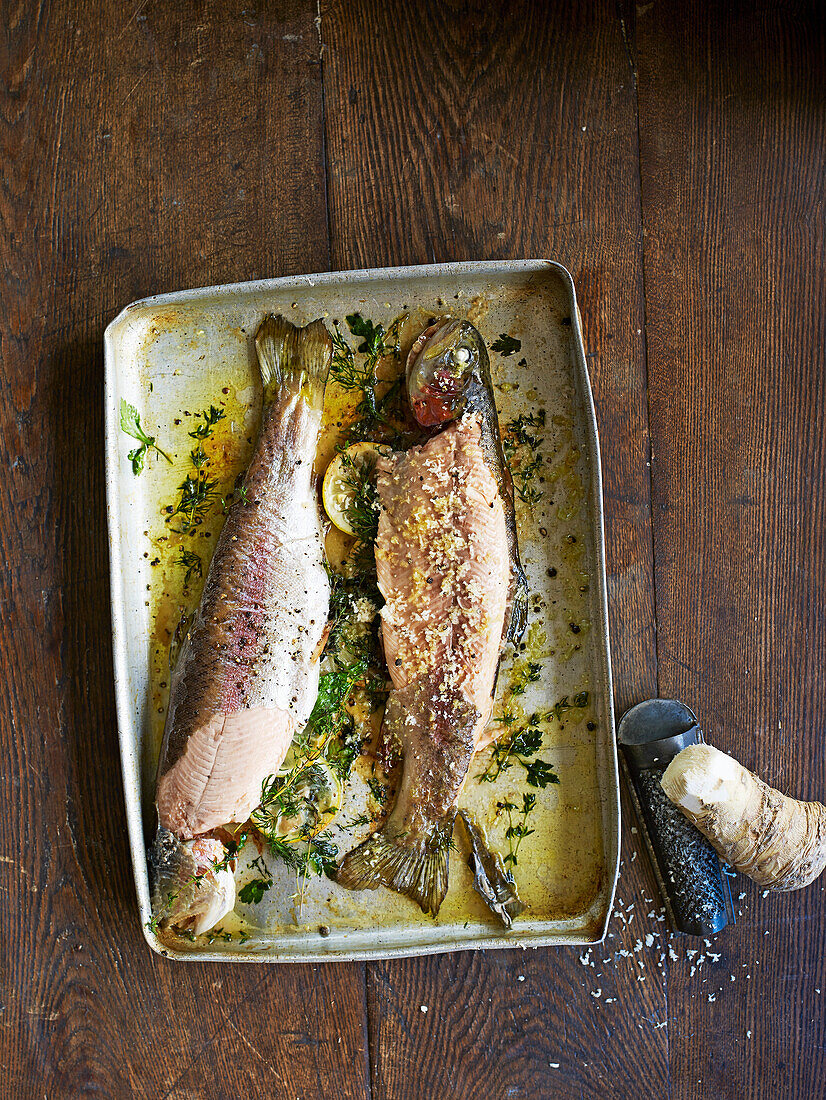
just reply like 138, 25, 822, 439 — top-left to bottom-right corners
188, 405, 226, 439
501, 793, 536, 867
504, 409, 547, 510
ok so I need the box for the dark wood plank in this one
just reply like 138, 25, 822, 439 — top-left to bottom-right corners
636, 2, 826, 1097
320, 1, 663, 1096
0, 2, 370, 1097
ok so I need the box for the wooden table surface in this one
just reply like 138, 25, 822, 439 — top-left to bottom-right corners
3, 1, 824, 1096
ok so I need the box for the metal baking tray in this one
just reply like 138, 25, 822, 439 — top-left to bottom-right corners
105, 260, 619, 961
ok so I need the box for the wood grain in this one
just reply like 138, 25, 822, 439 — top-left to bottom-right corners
636, 2, 826, 1097
0, 2, 369, 1098
1, 0, 824, 1095
321, 1, 663, 1096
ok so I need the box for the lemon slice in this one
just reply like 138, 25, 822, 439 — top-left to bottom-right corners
322, 442, 390, 536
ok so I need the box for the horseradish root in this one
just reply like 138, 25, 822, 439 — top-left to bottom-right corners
661, 744, 826, 891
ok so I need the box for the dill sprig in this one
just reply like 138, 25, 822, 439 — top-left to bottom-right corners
176, 549, 203, 588
330, 315, 410, 446
340, 448, 381, 546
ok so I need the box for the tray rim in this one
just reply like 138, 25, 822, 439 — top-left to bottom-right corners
104, 258, 620, 962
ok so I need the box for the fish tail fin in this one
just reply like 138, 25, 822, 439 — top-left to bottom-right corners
336, 819, 453, 916
255, 314, 332, 408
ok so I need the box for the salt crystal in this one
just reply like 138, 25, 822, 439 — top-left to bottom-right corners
746, 1031, 752, 1039
517, 976, 525, 982
590, 989, 602, 998
420, 1006, 428, 1013
550, 1063, 560, 1068
645, 933, 655, 947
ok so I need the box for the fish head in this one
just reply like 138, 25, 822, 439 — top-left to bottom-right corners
149, 829, 236, 938
406, 319, 485, 427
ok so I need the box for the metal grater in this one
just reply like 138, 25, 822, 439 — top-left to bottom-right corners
618, 699, 735, 936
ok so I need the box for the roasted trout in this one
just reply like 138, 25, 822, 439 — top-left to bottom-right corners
406, 318, 528, 640
150, 315, 332, 935
336, 413, 512, 915
336, 319, 529, 917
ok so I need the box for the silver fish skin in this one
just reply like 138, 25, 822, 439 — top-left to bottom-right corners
150, 315, 332, 936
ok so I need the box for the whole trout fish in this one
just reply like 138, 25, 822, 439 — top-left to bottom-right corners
150, 315, 332, 935
336, 319, 527, 916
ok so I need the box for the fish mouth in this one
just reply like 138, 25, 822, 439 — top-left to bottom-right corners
406, 319, 485, 427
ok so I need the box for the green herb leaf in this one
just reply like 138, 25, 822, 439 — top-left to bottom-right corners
120, 398, 172, 474
346, 313, 385, 356
524, 759, 560, 788
491, 334, 522, 356
238, 877, 272, 905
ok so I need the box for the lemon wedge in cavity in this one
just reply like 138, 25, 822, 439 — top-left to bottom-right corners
322, 442, 389, 536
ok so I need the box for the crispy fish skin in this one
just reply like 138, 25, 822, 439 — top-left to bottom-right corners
336, 416, 510, 915
150, 316, 331, 934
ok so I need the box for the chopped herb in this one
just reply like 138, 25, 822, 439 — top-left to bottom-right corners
120, 398, 172, 474
491, 334, 522, 356
206, 927, 233, 944
367, 777, 391, 806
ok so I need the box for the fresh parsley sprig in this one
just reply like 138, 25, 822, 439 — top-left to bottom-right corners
120, 399, 172, 474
